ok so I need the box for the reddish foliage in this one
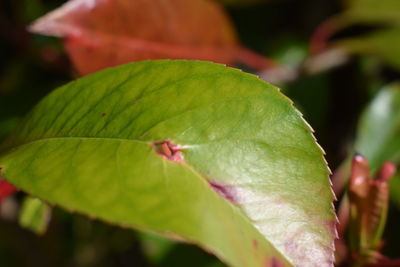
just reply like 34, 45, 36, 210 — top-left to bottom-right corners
348, 155, 397, 263
30, 0, 269, 75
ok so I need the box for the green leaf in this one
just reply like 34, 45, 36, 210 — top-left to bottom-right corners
332, 0, 400, 70
138, 232, 176, 264
0, 60, 335, 266
0, 117, 20, 142
389, 173, 400, 208
335, 28, 400, 71
19, 196, 51, 235
355, 83, 400, 171
342, 0, 400, 26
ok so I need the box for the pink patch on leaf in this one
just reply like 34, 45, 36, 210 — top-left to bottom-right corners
154, 141, 183, 162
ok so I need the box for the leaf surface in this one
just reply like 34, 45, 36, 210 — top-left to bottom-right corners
29, 0, 267, 75
0, 60, 335, 266
355, 83, 400, 171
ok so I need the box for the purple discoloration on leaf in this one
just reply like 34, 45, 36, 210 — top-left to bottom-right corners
284, 238, 301, 262
208, 180, 237, 204
153, 141, 183, 162
320, 219, 339, 264
283, 230, 334, 267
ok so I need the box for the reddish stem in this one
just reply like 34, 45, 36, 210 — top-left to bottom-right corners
309, 17, 342, 55
237, 46, 277, 71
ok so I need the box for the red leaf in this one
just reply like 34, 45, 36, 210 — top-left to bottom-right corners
29, 0, 269, 75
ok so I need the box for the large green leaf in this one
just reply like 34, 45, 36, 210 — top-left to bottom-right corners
355, 83, 400, 171
0, 60, 335, 266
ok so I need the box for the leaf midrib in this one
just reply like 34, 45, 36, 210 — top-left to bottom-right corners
0, 135, 294, 266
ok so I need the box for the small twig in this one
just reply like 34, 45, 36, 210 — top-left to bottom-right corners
309, 16, 346, 55
237, 46, 277, 71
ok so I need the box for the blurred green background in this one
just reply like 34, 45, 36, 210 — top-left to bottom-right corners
1, 0, 400, 266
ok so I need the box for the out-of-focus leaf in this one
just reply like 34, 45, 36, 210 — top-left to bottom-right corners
0, 117, 20, 141
138, 232, 176, 264
29, 0, 268, 75
389, 173, 400, 207
158, 243, 225, 267
259, 38, 307, 84
327, 0, 400, 70
21, 0, 45, 23
332, 83, 400, 197
19, 196, 51, 235
355, 83, 400, 171
0, 60, 335, 266
335, 28, 400, 71
342, 0, 400, 26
